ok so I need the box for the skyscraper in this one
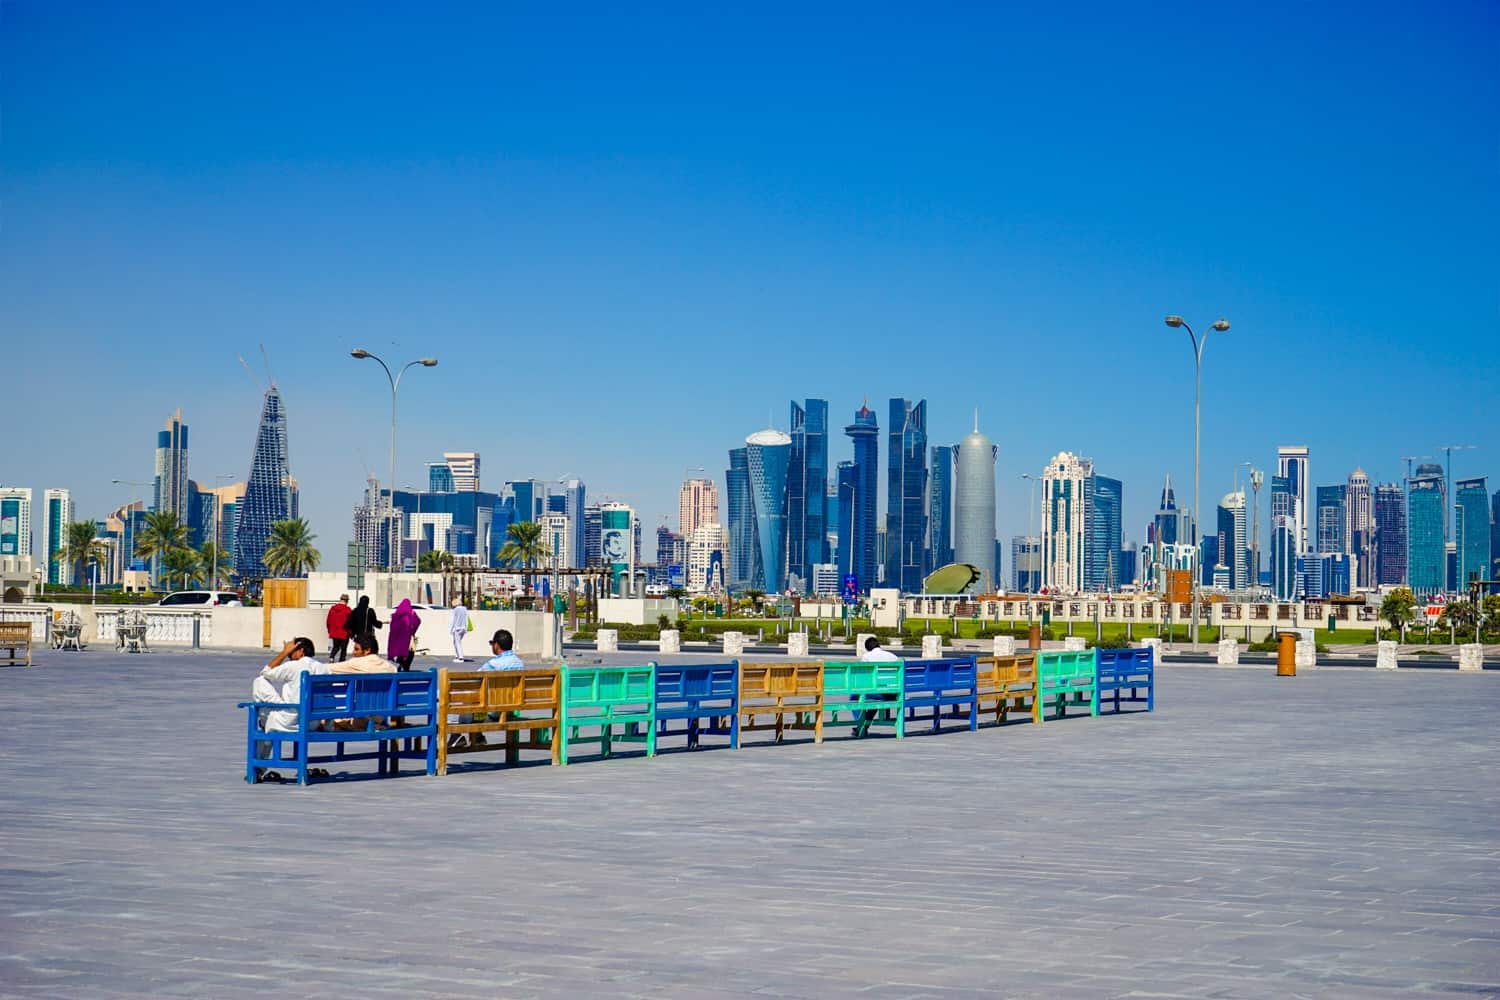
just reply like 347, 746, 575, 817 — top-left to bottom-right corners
929, 445, 955, 571
1151, 475, 1180, 546
678, 478, 719, 537
1216, 490, 1248, 592
954, 418, 997, 591
1345, 468, 1373, 587
786, 399, 829, 587
1492, 488, 1500, 582
1083, 475, 1122, 592
443, 452, 480, 492
1455, 477, 1489, 590
1407, 468, 1445, 596
843, 403, 879, 593
885, 398, 927, 593
41, 488, 71, 585
1270, 514, 1298, 600
1373, 483, 1407, 586
539, 512, 573, 570
428, 463, 455, 492
725, 448, 759, 590
745, 429, 792, 593
1277, 446, 1310, 553
234, 386, 293, 583
583, 503, 603, 568
600, 503, 634, 591
551, 479, 586, 572
1041, 451, 1092, 593
153, 408, 189, 518
1011, 535, 1041, 593
1316, 485, 1346, 555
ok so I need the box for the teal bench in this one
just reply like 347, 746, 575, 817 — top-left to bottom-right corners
821, 660, 905, 738
1036, 650, 1098, 720
559, 663, 657, 763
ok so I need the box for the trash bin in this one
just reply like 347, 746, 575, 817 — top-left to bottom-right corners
1028, 623, 1042, 650
1276, 631, 1297, 676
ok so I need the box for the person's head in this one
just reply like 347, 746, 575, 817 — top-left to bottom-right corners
338, 593, 349, 605
453, 596, 465, 608
397, 598, 411, 612
353, 632, 379, 656
490, 629, 514, 653
864, 636, 881, 653
355, 596, 370, 610
290, 636, 316, 659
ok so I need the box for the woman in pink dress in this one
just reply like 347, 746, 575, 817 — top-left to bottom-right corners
387, 599, 421, 671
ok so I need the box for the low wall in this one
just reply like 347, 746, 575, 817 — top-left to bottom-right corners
598, 598, 679, 626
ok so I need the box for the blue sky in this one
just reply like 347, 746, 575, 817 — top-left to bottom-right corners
3, 1, 1497, 563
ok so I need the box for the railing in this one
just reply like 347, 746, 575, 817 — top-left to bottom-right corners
0, 607, 51, 641
96, 609, 212, 645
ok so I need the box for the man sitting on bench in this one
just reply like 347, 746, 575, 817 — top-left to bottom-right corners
449, 629, 527, 750
251, 637, 328, 782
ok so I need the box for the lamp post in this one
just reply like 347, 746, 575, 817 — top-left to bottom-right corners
111, 479, 151, 588
1249, 468, 1264, 599
1021, 473, 1039, 595
351, 349, 438, 607
1164, 315, 1231, 647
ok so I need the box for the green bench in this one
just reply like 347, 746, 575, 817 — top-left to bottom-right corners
559, 663, 657, 764
1036, 650, 1098, 720
821, 660, 905, 738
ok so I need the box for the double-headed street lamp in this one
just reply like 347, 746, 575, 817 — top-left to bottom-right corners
351, 349, 438, 605
1164, 314, 1231, 646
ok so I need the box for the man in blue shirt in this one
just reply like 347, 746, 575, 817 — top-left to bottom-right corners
480, 628, 524, 670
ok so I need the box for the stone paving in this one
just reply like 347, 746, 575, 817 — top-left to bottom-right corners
1, 649, 1498, 998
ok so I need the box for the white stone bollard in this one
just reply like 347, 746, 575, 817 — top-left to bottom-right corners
658, 629, 681, 654
1063, 636, 1087, 653
1376, 640, 1398, 670
596, 628, 618, 653
1140, 638, 1163, 664
722, 631, 745, 656
787, 631, 809, 657
1295, 639, 1317, 669
1216, 638, 1239, 665
1459, 643, 1484, 673
922, 634, 943, 659
993, 635, 1017, 657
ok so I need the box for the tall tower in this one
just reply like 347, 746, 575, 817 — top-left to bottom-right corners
725, 448, 758, 590
1345, 468, 1373, 588
1216, 490, 1248, 592
1276, 446, 1310, 553
1373, 483, 1407, 586
929, 445, 955, 570
443, 452, 479, 492
42, 488, 73, 585
678, 478, 719, 537
1084, 475, 1123, 592
1041, 451, 1092, 593
954, 416, 996, 589
843, 403, 879, 593
153, 408, 190, 518
1316, 485, 1346, 555
1455, 477, 1489, 590
745, 429, 792, 593
234, 386, 293, 583
1406, 465, 1445, 596
0, 487, 34, 560
885, 398, 928, 593
786, 399, 829, 588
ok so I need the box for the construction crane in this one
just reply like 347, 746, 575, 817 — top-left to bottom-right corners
1400, 455, 1431, 482
1436, 445, 1476, 540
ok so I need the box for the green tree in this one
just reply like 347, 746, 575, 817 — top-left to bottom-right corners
418, 550, 456, 573
1379, 587, 1417, 640
162, 546, 202, 590
1483, 594, 1500, 639
497, 521, 548, 595
744, 588, 766, 615
1438, 600, 1478, 637
59, 521, 107, 587
666, 586, 687, 601
262, 518, 321, 577
198, 542, 233, 588
134, 511, 191, 587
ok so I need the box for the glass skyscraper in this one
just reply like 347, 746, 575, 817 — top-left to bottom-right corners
786, 399, 828, 589
1083, 475, 1122, 591
429, 463, 455, 492
153, 408, 189, 518
1315, 485, 1346, 555
725, 447, 758, 590
745, 429, 792, 593
928, 445, 955, 570
1216, 491, 1248, 592
1277, 446, 1310, 553
233, 386, 292, 583
885, 398, 927, 593
843, 404, 878, 594
1373, 483, 1406, 586
1407, 471, 1445, 596
1270, 514, 1298, 601
1455, 477, 1489, 589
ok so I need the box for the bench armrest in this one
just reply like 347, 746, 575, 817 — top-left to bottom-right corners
237, 700, 297, 710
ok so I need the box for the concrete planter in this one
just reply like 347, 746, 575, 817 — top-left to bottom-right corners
658, 629, 681, 654
722, 631, 745, 656
1216, 639, 1239, 665
1376, 640, 1398, 670
1063, 636, 1087, 652
1459, 643, 1484, 672
1295, 639, 1317, 669
1140, 638, 1163, 662
921, 634, 943, 659
992, 635, 1017, 657
787, 632, 809, 656
596, 628, 619, 653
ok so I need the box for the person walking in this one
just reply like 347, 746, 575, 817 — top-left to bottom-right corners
345, 595, 383, 640
325, 593, 352, 662
449, 597, 470, 663
388, 598, 421, 671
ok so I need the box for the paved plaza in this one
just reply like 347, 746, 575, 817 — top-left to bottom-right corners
1, 651, 1498, 998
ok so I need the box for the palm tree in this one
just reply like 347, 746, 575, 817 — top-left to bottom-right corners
135, 511, 191, 587
262, 518, 321, 578
162, 546, 202, 590
198, 541, 233, 588
60, 521, 105, 587
497, 521, 548, 595
417, 550, 456, 573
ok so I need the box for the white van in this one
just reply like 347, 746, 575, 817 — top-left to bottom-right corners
156, 590, 241, 607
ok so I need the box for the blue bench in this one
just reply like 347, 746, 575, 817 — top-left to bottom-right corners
902, 657, 979, 734
1096, 648, 1154, 714
239, 671, 438, 785
654, 660, 740, 751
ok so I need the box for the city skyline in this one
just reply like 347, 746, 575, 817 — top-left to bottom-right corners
3, 6, 1497, 577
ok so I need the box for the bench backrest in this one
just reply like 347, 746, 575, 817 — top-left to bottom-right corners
302, 671, 437, 725
656, 661, 738, 702
0, 622, 31, 642
1096, 648, 1153, 672
562, 663, 656, 708
976, 653, 1038, 686
740, 662, 822, 699
442, 668, 560, 715
822, 660, 904, 696
1037, 650, 1094, 682
903, 657, 977, 692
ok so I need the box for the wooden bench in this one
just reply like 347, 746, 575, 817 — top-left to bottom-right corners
822, 660, 905, 738
654, 661, 739, 751
1096, 648, 1154, 714
739, 662, 823, 744
902, 657, 979, 734
437, 668, 561, 775
239, 671, 438, 784
974, 653, 1041, 726
0, 621, 33, 667
559, 663, 656, 764
1037, 650, 1098, 721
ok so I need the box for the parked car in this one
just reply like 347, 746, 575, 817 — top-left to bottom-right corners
156, 590, 241, 607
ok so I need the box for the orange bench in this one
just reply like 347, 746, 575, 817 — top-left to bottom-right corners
739, 662, 823, 744
437, 668, 561, 775
974, 653, 1040, 726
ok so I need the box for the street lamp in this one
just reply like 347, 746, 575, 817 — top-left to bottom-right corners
1021, 473, 1040, 595
211, 473, 237, 594
1164, 315, 1230, 646
351, 349, 438, 606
